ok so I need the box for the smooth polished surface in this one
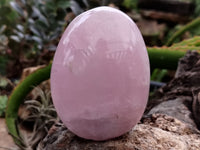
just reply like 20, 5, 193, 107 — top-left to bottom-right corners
51, 6, 150, 141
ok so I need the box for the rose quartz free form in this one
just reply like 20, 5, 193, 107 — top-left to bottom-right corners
51, 6, 150, 141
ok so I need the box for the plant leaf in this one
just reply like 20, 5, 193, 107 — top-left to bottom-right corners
10, 1, 24, 17
0, 95, 8, 117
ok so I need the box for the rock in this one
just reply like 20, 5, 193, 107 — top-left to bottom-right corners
148, 98, 197, 128
38, 114, 200, 150
192, 89, 200, 129
175, 50, 200, 78
147, 51, 200, 130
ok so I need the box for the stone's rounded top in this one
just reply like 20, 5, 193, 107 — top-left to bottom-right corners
51, 6, 150, 141
77, 6, 133, 21
62, 6, 134, 47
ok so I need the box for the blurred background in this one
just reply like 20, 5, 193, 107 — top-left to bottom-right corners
0, 0, 200, 149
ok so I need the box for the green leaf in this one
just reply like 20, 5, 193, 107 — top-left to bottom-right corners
57, 0, 70, 9
0, 0, 7, 6
0, 55, 8, 75
10, 1, 24, 17
123, 0, 138, 10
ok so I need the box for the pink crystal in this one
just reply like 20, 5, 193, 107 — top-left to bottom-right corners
51, 6, 150, 141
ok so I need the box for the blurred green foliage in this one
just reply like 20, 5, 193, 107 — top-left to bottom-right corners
0, 56, 8, 75
10, 0, 70, 52
0, 0, 18, 54
151, 69, 168, 82
0, 95, 8, 117
0, 0, 70, 76
194, 0, 200, 17
122, 0, 138, 10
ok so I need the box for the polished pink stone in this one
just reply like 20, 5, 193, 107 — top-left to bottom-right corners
51, 6, 150, 141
